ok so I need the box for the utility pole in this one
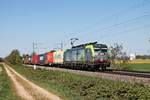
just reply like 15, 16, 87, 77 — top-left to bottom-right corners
58, 42, 63, 50
61, 42, 63, 50
32, 42, 42, 55
33, 42, 37, 55
33, 42, 35, 55
54, 42, 64, 51
70, 38, 79, 47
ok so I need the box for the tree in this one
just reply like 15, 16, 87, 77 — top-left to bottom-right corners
109, 43, 123, 60
0, 57, 3, 62
5, 49, 22, 65
109, 43, 130, 70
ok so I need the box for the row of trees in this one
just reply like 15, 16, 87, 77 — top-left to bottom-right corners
136, 55, 150, 59
5, 49, 22, 65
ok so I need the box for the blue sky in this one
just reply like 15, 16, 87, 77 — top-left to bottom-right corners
0, 0, 150, 57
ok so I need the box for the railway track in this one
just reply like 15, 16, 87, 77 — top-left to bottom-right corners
109, 70, 150, 78
26, 64, 150, 86
26, 64, 150, 78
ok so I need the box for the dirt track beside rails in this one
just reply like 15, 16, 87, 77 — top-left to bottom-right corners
28, 65, 150, 86
3, 63, 61, 100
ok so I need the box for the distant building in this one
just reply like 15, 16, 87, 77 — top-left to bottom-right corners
130, 53, 136, 60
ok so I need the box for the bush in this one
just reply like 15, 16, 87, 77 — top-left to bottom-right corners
5, 49, 22, 65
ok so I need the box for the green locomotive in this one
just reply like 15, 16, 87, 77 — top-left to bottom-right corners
64, 42, 110, 70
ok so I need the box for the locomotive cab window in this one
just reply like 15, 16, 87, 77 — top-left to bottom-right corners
94, 48, 107, 54
94, 48, 108, 60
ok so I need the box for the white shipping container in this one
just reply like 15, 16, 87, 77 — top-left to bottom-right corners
54, 50, 64, 64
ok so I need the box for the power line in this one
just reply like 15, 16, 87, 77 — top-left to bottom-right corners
72, 0, 150, 35
56, 0, 150, 50
77, 12, 150, 40
94, 24, 150, 40
89, 12, 150, 33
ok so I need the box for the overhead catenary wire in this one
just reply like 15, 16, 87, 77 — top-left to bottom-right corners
53, 0, 150, 51
77, 12, 150, 41
60, 0, 150, 46
98, 24, 150, 40
71, 0, 150, 36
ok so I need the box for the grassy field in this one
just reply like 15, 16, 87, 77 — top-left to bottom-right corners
128, 59, 150, 72
11, 64, 150, 100
0, 64, 19, 100
128, 64, 150, 72
113, 59, 150, 72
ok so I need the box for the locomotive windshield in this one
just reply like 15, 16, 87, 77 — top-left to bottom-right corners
94, 48, 108, 60
94, 48, 107, 54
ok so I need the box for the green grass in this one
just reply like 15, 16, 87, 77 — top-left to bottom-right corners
0, 64, 19, 100
129, 64, 150, 72
112, 62, 150, 72
11, 64, 150, 100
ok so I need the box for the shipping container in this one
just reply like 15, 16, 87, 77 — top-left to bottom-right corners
45, 51, 54, 65
32, 55, 39, 64
53, 50, 64, 64
38, 54, 45, 65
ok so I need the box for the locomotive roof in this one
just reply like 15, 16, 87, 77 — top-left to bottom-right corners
72, 42, 107, 49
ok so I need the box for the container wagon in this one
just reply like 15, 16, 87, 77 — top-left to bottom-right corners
38, 51, 55, 66
37, 50, 64, 66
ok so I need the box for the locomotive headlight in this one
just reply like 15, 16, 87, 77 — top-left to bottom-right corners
100, 58, 103, 61
99, 53, 104, 56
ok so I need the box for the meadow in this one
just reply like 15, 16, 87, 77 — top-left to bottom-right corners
11, 64, 150, 100
129, 59, 150, 72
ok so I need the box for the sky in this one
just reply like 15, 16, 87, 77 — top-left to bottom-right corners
0, 0, 150, 57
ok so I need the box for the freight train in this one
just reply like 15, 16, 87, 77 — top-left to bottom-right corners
23, 42, 110, 70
